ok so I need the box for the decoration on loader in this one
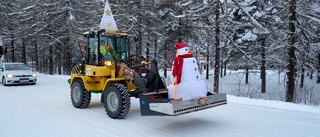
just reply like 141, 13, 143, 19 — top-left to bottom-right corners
105, 45, 120, 61
168, 42, 207, 100
105, 44, 135, 79
67, 1, 227, 119
70, 61, 85, 76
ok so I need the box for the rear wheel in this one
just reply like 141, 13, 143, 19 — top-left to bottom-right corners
2, 77, 7, 86
104, 83, 131, 119
70, 80, 91, 108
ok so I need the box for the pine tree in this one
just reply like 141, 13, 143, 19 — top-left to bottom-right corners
286, 0, 297, 102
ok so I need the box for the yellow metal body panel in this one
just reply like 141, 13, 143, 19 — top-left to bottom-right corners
85, 64, 115, 77
84, 30, 128, 36
126, 82, 137, 91
70, 63, 137, 93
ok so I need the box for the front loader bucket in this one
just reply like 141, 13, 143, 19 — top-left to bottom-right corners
139, 93, 227, 116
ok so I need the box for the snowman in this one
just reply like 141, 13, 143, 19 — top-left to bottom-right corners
168, 42, 207, 100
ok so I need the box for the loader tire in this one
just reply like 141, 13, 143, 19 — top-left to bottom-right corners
71, 80, 91, 108
104, 83, 131, 119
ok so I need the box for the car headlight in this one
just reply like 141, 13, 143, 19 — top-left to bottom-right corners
32, 73, 37, 77
6, 74, 14, 78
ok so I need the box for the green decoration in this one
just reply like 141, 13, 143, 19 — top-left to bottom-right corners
67, 79, 71, 84
106, 46, 120, 62
89, 90, 103, 93
79, 60, 85, 75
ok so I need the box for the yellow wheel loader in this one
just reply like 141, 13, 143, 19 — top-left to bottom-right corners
68, 29, 227, 119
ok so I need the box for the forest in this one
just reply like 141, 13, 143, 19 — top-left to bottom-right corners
0, 0, 319, 103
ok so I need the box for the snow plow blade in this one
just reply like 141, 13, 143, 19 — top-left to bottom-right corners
139, 92, 227, 116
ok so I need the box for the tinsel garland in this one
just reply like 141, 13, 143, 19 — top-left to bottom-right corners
79, 60, 85, 75
105, 46, 120, 62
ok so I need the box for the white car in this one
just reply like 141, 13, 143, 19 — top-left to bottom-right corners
0, 62, 37, 86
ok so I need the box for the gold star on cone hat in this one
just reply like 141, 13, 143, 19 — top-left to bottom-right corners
99, 1, 119, 32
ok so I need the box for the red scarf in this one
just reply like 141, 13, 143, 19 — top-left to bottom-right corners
172, 54, 193, 84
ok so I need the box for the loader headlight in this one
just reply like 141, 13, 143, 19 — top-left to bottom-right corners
104, 61, 113, 66
6, 74, 14, 78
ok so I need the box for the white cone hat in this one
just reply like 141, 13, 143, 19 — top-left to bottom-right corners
99, 1, 119, 32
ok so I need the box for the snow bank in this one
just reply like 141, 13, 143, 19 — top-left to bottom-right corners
228, 95, 320, 114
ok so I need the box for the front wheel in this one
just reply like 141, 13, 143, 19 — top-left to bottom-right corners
2, 77, 7, 86
70, 80, 91, 108
104, 83, 131, 119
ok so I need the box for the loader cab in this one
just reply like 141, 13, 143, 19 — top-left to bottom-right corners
84, 29, 128, 66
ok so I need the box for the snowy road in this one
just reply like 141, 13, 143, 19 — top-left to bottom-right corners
1, 74, 319, 137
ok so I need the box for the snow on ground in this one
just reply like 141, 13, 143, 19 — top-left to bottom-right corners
204, 69, 320, 106
0, 73, 320, 137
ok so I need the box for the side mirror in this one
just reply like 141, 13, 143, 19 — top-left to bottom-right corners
89, 31, 96, 38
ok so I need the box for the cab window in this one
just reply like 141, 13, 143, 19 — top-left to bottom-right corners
115, 38, 127, 63
88, 37, 97, 65
100, 36, 115, 61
